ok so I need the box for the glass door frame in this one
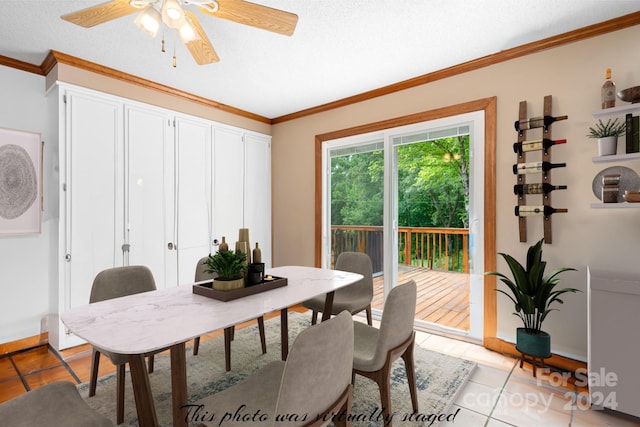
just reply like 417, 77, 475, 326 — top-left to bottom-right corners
314, 97, 497, 345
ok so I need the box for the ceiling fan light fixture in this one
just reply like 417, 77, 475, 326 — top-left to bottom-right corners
129, 0, 151, 8
162, 0, 185, 28
178, 19, 199, 43
134, 5, 161, 37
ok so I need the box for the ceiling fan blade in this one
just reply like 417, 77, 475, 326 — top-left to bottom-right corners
198, 0, 298, 36
184, 11, 220, 65
61, 0, 140, 28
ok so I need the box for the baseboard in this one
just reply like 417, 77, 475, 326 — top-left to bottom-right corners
484, 336, 586, 374
0, 332, 49, 355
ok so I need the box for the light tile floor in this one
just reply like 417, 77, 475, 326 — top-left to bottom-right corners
413, 330, 640, 427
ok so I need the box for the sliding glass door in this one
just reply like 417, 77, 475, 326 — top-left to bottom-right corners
322, 111, 485, 340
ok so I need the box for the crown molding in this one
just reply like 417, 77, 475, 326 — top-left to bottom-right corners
0, 54, 44, 75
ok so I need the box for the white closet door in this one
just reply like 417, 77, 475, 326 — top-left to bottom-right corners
65, 91, 123, 309
244, 133, 272, 267
175, 116, 213, 285
125, 105, 174, 288
212, 126, 245, 249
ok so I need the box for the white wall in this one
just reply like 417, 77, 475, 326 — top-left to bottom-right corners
0, 65, 57, 343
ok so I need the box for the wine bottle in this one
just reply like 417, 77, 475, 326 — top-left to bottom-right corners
601, 68, 616, 109
513, 183, 568, 195
514, 115, 568, 132
514, 205, 568, 217
513, 138, 567, 154
512, 161, 567, 175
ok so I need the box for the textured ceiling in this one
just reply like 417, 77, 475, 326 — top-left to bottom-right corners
1, 0, 639, 119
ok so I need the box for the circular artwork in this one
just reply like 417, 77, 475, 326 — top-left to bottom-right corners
0, 144, 38, 219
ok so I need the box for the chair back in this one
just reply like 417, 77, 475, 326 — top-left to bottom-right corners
373, 280, 417, 366
195, 256, 215, 282
275, 311, 354, 426
89, 265, 156, 303
334, 251, 374, 299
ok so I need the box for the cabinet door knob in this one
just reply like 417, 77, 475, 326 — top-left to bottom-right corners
167, 242, 175, 250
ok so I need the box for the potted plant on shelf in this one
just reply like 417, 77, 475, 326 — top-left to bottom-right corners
587, 118, 626, 156
485, 239, 579, 358
204, 249, 247, 291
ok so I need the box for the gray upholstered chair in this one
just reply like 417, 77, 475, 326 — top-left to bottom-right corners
352, 280, 418, 427
303, 251, 374, 325
193, 311, 354, 427
192, 256, 267, 371
88, 265, 160, 425
0, 381, 112, 426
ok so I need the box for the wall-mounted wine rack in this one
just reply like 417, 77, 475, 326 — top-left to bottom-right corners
514, 95, 568, 244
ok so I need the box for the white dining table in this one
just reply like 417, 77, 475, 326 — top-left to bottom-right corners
61, 265, 363, 427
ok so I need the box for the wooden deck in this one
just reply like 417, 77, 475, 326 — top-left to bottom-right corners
371, 266, 470, 331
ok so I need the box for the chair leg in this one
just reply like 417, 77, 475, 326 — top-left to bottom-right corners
224, 327, 233, 371
193, 337, 200, 356
311, 310, 318, 325
116, 364, 126, 425
375, 365, 394, 427
366, 305, 372, 326
401, 335, 419, 413
147, 355, 154, 373
257, 316, 267, 354
89, 348, 100, 397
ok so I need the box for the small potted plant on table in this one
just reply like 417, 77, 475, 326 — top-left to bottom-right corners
204, 249, 247, 291
587, 118, 626, 156
486, 239, 579, 371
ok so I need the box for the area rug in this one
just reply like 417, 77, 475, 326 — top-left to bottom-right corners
77, 312, 475, 426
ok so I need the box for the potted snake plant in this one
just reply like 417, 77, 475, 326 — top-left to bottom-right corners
485, 239, 579, 358
204, 249, 247, 291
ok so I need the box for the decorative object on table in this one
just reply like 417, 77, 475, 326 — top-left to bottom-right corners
601, 68, 616, 109
76, 312, 476, 427
218, 236, 228, 251
617, 85, 640, 103
0, 127, 43, 235
193, 274, 287, 301
236, 227, 251, 264
592, 166, 640, 203
203, 249, 247, 291
247, 262, 265, 286
513, 95, 568, 244
485, 239, 579, 376
601, 174, 621, 203
587, 117, 626, 156
252, 242, 262, 263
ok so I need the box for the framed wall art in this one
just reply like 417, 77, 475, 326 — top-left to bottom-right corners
0, 127, 43, 235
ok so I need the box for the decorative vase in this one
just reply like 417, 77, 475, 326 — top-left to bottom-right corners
597, 136, 618, 156
515, 328, 551, 358
213, 277, 244, 291
238, 228, 251, 264
253, 242, 262, 263
218, 236, 228, 252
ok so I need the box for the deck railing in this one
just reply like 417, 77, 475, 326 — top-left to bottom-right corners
331, 225, 469, 273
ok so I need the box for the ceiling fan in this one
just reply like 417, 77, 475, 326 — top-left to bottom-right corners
61, 0, 298, 65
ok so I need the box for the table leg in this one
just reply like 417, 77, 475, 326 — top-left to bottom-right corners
224, 327, 233, 371
170, 342, 188, 427
321, 291, 335, 322
281, 308, 288, 361
128, 354, 158, 427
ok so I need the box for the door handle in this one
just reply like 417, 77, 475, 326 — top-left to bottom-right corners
167, 242, 176, 250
